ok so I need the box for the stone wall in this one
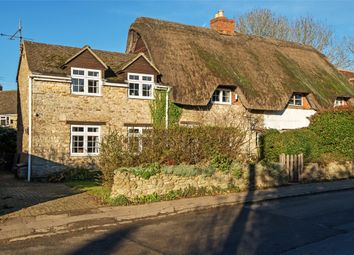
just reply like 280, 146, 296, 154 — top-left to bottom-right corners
111, 164, 288, 199
301, 161, 354, 182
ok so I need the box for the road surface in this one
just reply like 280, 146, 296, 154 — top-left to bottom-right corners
1, 189, 354, 255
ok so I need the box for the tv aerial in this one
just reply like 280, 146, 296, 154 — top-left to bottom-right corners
0, 19, 32, 43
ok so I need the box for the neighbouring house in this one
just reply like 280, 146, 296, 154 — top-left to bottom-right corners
17, 11, 354, 179
339, 69, 354, 86
0, 89, 17, 129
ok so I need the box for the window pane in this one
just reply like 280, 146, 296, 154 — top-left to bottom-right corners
88, 80, 99, 94
295, 94, 302, 105
72, 126, 84, 132
88, 127, 99, 133
73, 69, 84, 76
129, 83, 140, 96
142, 84, 152, 97
142, 76, 152, 81
72, 135, 84, 153
222, 91, 230, 103
128, 128, 141, 135
87, 136, 99, 153
72, 78, 84, 92
212, 90, 220, 102
88, 71, 99, 77
289, 96, 295, 105
129, 75, 139, 80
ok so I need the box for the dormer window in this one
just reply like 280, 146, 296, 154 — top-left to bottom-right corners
71, 68, 101, 96
211, 89, 231, 104
334, 97, 347, 107
288, 93, 302, 106
128, 73, 154, 99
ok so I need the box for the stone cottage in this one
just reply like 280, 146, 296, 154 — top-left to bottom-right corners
17, 11, 354, 179
0, 90, 17, 129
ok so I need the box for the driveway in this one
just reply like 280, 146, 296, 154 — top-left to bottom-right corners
0, 171, 100, 221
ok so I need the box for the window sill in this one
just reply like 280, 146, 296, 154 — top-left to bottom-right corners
70, 153, 99, 157
128, 96, 154, 100
71, 93, 102, 97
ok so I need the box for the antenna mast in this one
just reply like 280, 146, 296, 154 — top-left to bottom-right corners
1, 19, 31, 44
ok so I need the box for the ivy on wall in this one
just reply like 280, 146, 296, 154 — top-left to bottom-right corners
150, 90, 182, 129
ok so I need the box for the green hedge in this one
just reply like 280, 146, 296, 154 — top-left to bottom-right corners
261, 107, 354, 163
0, 127, 16, 154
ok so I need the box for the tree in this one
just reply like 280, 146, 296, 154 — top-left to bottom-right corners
235, 9, 354, 69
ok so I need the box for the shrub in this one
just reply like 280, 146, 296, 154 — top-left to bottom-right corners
161, 164, 216, 177
261, 128, 320, 162
99, 126, 247, 185
0, 127, 16, 154
119, 163, 161, 180
48, 167, 101, 182
210, 152, 233, 172
230, 162, 244, 179
261, 107, 354, 163
308, 107, 354, 161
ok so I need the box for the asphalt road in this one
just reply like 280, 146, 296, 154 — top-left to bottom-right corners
1, 189, 354, 255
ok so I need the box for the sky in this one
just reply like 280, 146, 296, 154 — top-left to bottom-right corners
0, 0, 353, 90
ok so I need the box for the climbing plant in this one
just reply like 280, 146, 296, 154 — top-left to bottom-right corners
150, 90, 182, 129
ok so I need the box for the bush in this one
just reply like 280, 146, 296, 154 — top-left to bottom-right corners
261, 107, 354, 163
261, 128, 320, 163
119, 163, 161, 180
162, 164, 216, 177
210, 152, 233, 172
48, 167, 101, 182
0, 127, 16, 154
308, 107, 354, 161
99, 126, 247, 185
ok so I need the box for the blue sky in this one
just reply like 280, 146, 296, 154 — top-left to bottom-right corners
1, 0, 353, 90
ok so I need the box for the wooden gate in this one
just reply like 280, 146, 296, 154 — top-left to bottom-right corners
279, 153, 304, 182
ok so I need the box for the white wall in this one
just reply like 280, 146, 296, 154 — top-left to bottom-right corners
264, 108, 316, 130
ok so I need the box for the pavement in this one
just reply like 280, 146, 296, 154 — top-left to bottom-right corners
1, 189, 354, 254
1, 171, 354, 244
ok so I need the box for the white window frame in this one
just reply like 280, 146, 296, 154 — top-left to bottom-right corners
211, 89, 232, 105
334, 97, 346, 107
0, 115, 9, 127
70, 125, 101, 156
71, 67, 102, 96
127, 126, 151, 152
127, 72, 154, 99
288, 93, 303, 106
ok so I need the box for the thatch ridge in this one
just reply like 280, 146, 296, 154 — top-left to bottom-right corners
128, 17, 354, 110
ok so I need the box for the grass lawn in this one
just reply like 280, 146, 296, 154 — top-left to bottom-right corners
65, 180, 130, 206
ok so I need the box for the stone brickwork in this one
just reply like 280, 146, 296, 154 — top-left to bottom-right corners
111, 163, 288, 199
301, 161, 354, 182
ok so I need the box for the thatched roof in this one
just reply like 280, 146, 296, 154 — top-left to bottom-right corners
23, 41, 137, 77
0, 90, 17, 115
127, 17, 354, 110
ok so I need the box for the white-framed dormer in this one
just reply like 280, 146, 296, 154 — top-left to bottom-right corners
71, 67, 102, 96
288, 93, 303, 106
334, 97, 348, 107
211, 88, 232, 105
127, 72, 154, 99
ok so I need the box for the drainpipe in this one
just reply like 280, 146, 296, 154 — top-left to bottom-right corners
27, 76, 32, 182
165, 87, 170, 129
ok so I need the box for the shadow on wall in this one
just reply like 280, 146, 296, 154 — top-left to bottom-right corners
17, 146, 98, 179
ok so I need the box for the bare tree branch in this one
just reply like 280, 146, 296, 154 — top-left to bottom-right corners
235, 9, 354, 69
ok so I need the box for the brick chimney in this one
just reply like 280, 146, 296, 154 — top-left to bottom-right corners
210, 10, 235, 36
